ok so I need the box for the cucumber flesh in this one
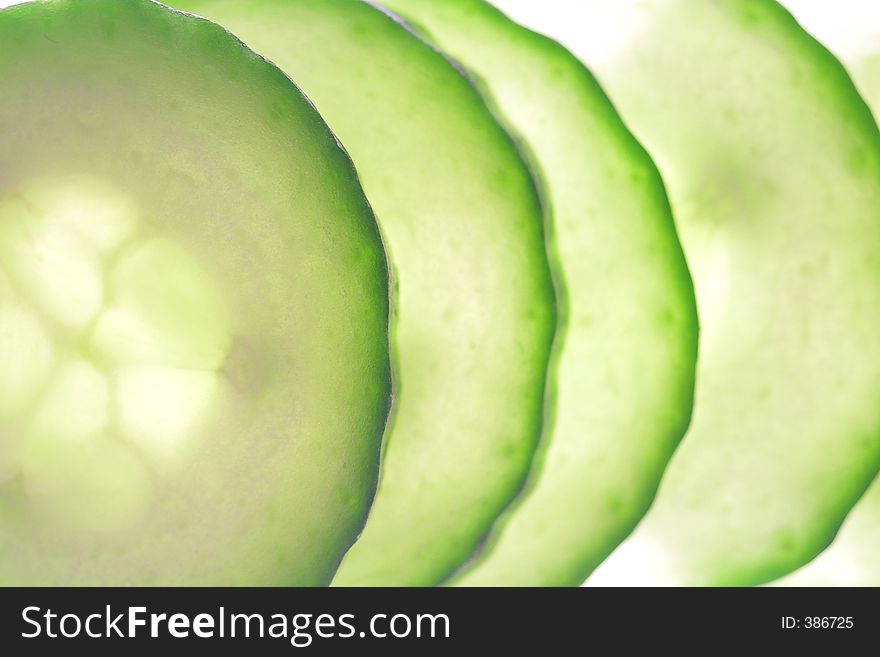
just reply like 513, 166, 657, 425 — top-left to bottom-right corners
174, 0, 556, 586
382, 0, 697, 587
495, 0, 880, 586
770, 0, 880, 586
0, 0, 391, 585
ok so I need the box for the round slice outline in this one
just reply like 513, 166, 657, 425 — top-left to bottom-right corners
173, 0, 557, 586
495, 0, 880, 586
0, 0, 391, 585
380, 0, 698, 586
770, 0, 880, 586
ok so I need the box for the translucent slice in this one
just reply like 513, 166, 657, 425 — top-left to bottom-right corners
380, 0, 697, 586
768, 0, 880, 587
495, 0, 880, 585
0, 0, 390, 585
174, 0, 556, 586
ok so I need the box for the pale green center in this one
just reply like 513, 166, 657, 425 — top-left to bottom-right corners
0, 178, 231, 532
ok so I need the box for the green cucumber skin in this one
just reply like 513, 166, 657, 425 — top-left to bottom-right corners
174, 0, 556, 586
494, 0, 880, 586
0, 0, 391, 585
780, 0, 880, 121
382, 0, 698, 587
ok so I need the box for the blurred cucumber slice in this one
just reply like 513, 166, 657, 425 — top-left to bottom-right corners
175, 0, 555, 585
770, 0, 880, 586
382, 0, 697, 586
0, 0, 390, 585
496, 0, 880, 585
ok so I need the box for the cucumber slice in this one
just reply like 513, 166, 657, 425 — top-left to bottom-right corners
0, 0, 391, 585
496, 0, 880, 585
174, 0, 555, 585
770, 0, 880, 586
380, 0, 697, 586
